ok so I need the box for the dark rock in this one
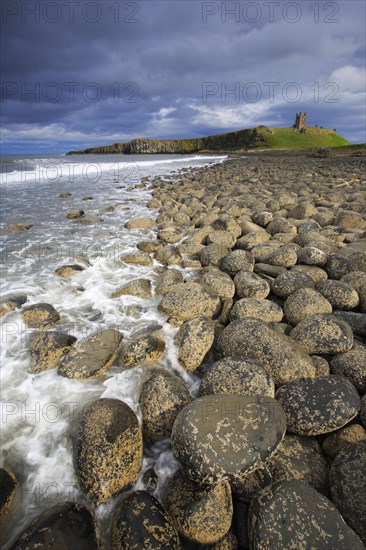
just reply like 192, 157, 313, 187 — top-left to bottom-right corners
317, 279, 359, 310
177, 316, 215, 371
330, 343, 366, 393
162, 470, 233, 545
312, 355, 330, 377
330, 440, 366, 544
266, 434, 329, 494
72, 398, 142, 503
159, 282, 220, 322
8, 502, 100, 550
54, 264, 84, 277
333, 310, 366, 337
231, 465, 272, 503
140, 368, 191, 441
156, 269, 183, 296
230, 298, 283, 323
218, 318, 315, 386
322, 424, 366, 460
233, 271, 270, 299
271, 270, 314, 299
171, 395, 286, 484
201, 243, 229, 267
110, 491, 179, 549
199, 357, 275, 398
283, 288, 332, 326
112, 278, 152, 299
220, 250, 254, 277
276, 375, 361, 436
291, 264, 328, 284
120, 335, 165, 367
0, 293, 27, 318
28, 331, 76, 374
0, 467, 18, 533
248, 480, 364, 549
58, 329, 122, 379
22, 303, 60, 328
290, 313, 354, 354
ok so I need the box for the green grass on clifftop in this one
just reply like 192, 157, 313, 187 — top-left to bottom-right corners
251, 126, 350, 150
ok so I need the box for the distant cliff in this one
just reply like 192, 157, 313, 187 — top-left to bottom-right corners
66, 126, 349, 155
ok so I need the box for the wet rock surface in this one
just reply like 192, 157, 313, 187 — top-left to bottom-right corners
139, 368, 191, 441
110, 491, 179, 549
177, 316, 215, 371
248, 480, 365, 550
8, 502, 100, 550
72, 398, 143, 504
330, 440, 366, 545
28, 330, 77, 374
22, 302, 60, 328
171, 395, 286, 484
276, 375, 361, 436
0, 467, 18, 533
58, 328, 122, 379
163, 470, 233, 545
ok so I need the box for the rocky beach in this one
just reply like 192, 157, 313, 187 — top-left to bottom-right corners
1, 149, 366, 549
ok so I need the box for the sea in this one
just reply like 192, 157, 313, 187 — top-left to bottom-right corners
0, 152, 227, 543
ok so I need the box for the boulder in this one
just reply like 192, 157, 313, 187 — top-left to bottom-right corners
72, 398, 142, 503
317, 280, 359, 310
322, 424, 366, 460
330, 440, 366, 544
58, 329, 122, 379
201, 269, 235, 299
220, 250, 254, 277
248, 480, 364, 549
159, 282, 220, 322
156, 269, 183, 296
8, 502, 100, 550
199, 357, 275, 398
112, 278, 152, 299
283, 288, 332, 326
230, 298, 283, 323
177, 316, 215, 371
28, 331, 77, 374
171, 395, 286, 484
110, 491, 179, 549
276, 375, 361, 436
140, 368, 191, 441
0, 467, 18, 533
54, 264, 85, 277
290, 313, 353, 354
233, 271, 270, 299
163, 470, 233, 545
120, 335, 165, 367
330, 343, 366, 393
124, 217, 156, 229
22, 303, 60, 328
0, 293, 27, 318
120, 251, 153, 266
218, 319, 315, 386
271, 270, 314, 299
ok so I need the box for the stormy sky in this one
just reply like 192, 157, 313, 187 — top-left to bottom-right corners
1, 0, 365, 153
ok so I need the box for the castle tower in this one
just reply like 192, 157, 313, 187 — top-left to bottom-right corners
293, 112, 307, 130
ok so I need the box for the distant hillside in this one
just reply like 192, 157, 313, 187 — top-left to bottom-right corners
66, 126, 350, 155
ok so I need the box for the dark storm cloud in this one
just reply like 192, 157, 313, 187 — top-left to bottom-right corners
1, 0, 365, 152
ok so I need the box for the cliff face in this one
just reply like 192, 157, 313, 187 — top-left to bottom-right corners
66, 128, 261, 155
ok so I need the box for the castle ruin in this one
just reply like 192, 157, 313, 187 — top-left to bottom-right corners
293, 112, 307, 131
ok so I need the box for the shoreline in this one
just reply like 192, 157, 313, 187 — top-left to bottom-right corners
1, 151, 366, 548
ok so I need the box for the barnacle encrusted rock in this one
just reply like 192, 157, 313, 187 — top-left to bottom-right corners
266, 434, 329, 495
317, 279, 360, 310
159, 282, 220, 322
217, 318, 315, 386
162, 470, 233, 545
28, 331, 77, 374
110, 491, 179, 549
58, 329, 122, 379
0, 293, 27, 318
283, 288, 332, 326
22, 303, 60, 328
290, 313, 354, 354
199, 357, 275, 398
330, 440, 366, 545
248, 480, 365, 550
112, 278, 152, 299
230, 298, 283, 323
171, 395, 286, 484
54, 264, 85, 277
139, 368, 191, 441
0, 467, 18, 533
330, 343, 366, 393
271, 270, 314, 299
72, 398, 143, 504
120, 335, 165, 367
8, 502, 100, 549
233, 271, 270, 299
275, 375, 361, 436
177, 316, 215, 371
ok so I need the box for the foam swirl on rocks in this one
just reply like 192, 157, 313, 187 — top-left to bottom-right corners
248, 480, 365, 549
276, 375, 361, 436
71, 398, 143, 504
217, 318, 316, 386
171, 395, 286, 484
